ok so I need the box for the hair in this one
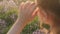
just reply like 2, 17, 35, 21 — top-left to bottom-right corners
37, 0, 60, 17
37, 0, 60, 34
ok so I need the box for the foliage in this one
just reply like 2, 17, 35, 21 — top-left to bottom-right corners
0, 6, 18, 34
42, 23, 50, 30
0, 6, 3, 10
21, 16, 40, 34
21, 16, 50, 34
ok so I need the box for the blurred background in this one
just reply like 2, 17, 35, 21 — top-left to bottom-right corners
0, 0, 50, 34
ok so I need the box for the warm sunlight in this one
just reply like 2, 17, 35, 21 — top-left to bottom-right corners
0, 0, 60, 34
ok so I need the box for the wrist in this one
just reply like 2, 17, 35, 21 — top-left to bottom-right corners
7, 17, 28, 34
18, 14, 27, 22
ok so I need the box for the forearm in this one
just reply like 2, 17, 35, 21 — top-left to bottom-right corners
7, 1, 37, 34
7, 18, 27, 34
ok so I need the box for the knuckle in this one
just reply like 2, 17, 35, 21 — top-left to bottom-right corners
20, 2, 25, 7
21, 2, 24, 5
31, 2, 34, 4
30, 2, 36, 6
25, 1, 30, 3
26, 1, 29, 3
26, 1, 31, 4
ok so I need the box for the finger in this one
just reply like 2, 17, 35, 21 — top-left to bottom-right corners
24, 1, 35, 14
24, 1, 31, 9
19, 2, 25, 11
25, 2, 36, 14
35, 0, 37, 5
27, 2, 35, 9
29, 3, 37, 14
32, 10, 37, 18
29, 9, 38, 21
18, 2, 24, 15
32, 7, 39, 16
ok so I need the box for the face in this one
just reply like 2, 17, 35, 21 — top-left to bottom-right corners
38, 8, 55, 26
35, 0, 55, 26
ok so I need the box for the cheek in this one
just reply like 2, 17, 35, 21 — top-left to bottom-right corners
44, 18, 52, 25
44, 14, 54, 25
38, 10, 47, 22
38, 11, 54, 25
37, 11, 44, 21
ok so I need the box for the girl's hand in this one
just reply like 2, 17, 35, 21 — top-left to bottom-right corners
19, 1, 37, 23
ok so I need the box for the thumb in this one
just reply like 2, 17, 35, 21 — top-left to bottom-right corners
32, 7, 39, 17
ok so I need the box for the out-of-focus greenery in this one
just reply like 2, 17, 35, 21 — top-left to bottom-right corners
21, 16, 40, 34
21, 16, 50, 34
0, 6, 3, 10
0, 5, 18, 34
42, 23, 50, 30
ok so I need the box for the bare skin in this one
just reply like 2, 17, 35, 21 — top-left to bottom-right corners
7, 0, 60, 34
7, 1, 37, 34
